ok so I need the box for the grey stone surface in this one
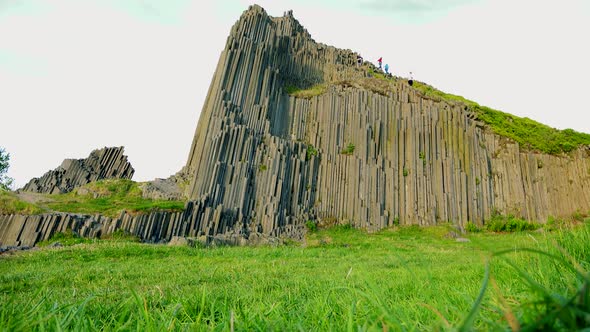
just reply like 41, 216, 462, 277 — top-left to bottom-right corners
0, 211, 294, 248
21, 147, 134, 194
181, 5, 590, 236
139, 169, 190, 201
168, 236, 189, 246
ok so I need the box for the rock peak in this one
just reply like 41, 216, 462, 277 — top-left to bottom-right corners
246, 4, 266, 14
21, 146, 134, 194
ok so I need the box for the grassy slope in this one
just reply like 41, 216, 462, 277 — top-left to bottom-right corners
0, 190, 45, 214
0, 180, 185, 217
285, 67, 590, 155
412, 81, 590, 154
1, 224, 588, 331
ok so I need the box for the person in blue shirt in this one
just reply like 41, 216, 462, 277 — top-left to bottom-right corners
384, 64, 389, 74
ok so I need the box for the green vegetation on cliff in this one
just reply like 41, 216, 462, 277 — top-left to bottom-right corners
284, 68, 590, 155
1, 223, 588, 330
412, 81, 590, 154
0, 180, 185, 217
285, 83, 327, 99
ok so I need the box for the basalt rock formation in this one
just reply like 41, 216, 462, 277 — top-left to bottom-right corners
182, 5, 590, 234
1, 5, 590, 248
0, 208, 287, 248
139, 170, 190, 201
21, 147, 135, 194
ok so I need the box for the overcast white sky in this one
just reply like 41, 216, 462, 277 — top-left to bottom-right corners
1, 0, 589, 188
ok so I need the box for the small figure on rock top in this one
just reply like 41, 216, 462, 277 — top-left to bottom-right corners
377, 57, 383, 70
408, 72, 414, 86
357, 55, 363, 66
384, 63, 389, 75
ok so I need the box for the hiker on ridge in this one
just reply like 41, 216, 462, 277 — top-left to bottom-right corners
357, 55, 363, 66
377, 57, 383, 70
384, 63, 389, 75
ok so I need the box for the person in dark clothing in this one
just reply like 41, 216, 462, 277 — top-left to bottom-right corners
357, 55, 363, 66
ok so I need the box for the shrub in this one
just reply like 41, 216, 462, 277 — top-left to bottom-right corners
340, 143, 355, 155
306, 145, 318, 161
305, 220, 317, 232
485, 214, 540, 232
0, 147, 13, 190
465, 221, 480, 233
572, 210, 586, 222
544, 215, 562, 232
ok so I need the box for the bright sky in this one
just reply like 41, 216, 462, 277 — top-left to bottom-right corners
1, 0, 589, 188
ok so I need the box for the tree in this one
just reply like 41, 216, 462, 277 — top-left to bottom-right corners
0, 147, 14, 190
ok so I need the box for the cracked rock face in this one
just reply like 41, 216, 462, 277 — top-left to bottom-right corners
139, 169, 190, 201
181, 4, 590, 235
21, 147, 135, 194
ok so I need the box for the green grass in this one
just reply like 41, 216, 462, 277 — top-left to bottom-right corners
341, 142, 355, 155
285, 83, 328, 99
412, 81, 590, 154
483, 214, 541, 232
36, 230, 96, 247
305, 144, 318, 161
0, 180, 185, 217
1, 223, 588, 330
0, 189, 45, 214
35, 229, 140, 247
367, 66, 388, 80
45, 180, 185, 217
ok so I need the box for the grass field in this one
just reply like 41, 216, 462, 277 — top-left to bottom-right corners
0, 180, 185, 217
1, 222, 588, 331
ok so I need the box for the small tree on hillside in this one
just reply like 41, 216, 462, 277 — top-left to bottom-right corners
0, 147, 14, 190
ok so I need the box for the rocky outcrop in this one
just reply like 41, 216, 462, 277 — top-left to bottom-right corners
181, 5, 590, 235
21, 147, 134, 194
139, 169, 190, 201
0, 210, 299, 248
0, 212, 184, 247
